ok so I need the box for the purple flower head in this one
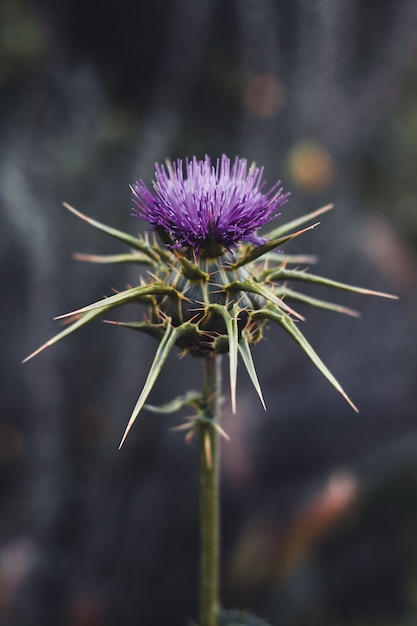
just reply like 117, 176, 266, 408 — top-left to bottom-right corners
132, 155, 289, 256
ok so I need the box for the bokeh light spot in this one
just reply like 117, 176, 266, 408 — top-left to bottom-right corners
288, 141, 336, 192
243, 74, 285, 118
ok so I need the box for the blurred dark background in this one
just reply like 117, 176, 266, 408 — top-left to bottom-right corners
1, 0, 417, 624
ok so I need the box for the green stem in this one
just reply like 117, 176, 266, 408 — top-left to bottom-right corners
199, 354, 221, 626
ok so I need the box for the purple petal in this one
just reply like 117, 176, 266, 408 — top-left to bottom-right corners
132, 155, 289, 254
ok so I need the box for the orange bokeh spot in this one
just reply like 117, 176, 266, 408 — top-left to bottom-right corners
288, 142, 336, 192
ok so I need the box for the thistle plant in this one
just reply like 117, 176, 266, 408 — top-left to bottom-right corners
25, 155, 396, 626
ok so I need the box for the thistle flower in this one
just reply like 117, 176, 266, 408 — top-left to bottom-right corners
131, 155, 289, 256
24, 155, 397, 447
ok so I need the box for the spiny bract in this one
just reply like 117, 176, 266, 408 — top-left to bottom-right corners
24, 155, 397, 446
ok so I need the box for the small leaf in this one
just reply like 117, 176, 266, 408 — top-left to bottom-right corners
260, 253, 318, 266
281, 315, 358, 411
251, 309, 358, 412
233, 223, 320, 268
63, 202, 161, 263
119, 323, 177, 447
263, 203, 334, 241
226, 280, 305, 321
23, 305, 114, 363
145, 391, 202, 414
74, 252, 153, 265
276, 288, 361, 317
228, 311, 239, 414
266, 267, 399, 299
173, 250, 209, 281
119, 322, 198, 447
55, 284, 180, 320
238, 337, 266, 409
103, 320, 167, 341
